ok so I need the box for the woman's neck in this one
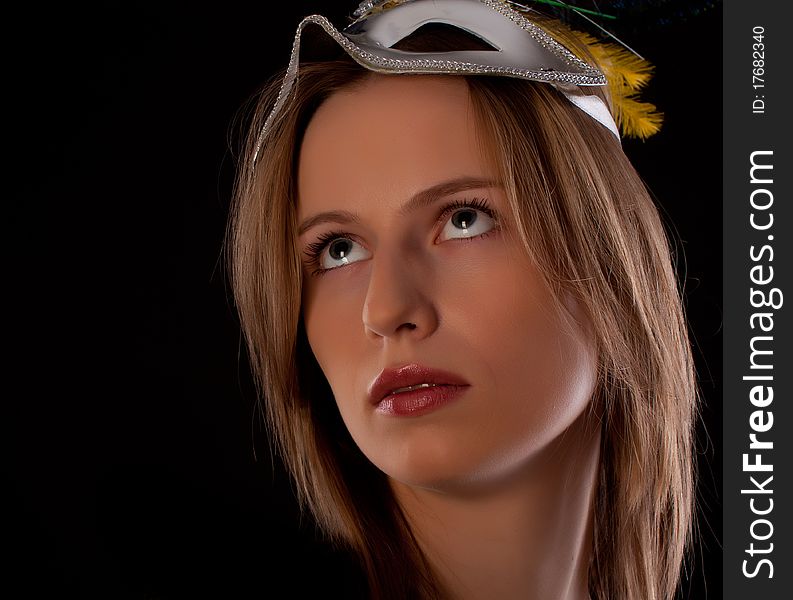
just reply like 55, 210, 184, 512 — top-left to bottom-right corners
390, 413, 601, 600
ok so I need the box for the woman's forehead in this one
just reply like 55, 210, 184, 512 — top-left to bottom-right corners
296, 75, 496, 217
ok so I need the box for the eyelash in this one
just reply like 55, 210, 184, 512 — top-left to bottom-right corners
302, 197, 499, 278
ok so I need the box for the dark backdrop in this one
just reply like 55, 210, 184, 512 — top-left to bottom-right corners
8, 2, 721, 598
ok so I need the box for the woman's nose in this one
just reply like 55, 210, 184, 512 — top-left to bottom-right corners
362, 248, 438, 343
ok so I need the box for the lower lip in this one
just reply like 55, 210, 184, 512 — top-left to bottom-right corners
375, 385, 469, 417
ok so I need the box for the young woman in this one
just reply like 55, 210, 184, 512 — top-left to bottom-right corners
226, 1, 698, 598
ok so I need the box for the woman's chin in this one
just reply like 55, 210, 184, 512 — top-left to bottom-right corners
372, 436, 484, 493
374, 437, 532, 496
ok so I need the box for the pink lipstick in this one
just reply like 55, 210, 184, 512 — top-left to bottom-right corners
368, 363, 470, 417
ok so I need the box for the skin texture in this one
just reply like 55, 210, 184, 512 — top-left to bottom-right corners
297, 74, 600, 600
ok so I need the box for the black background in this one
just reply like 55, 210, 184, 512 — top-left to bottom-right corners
8, 2, 721, 598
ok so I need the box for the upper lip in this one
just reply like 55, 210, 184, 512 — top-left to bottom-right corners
368, 363, 470, 405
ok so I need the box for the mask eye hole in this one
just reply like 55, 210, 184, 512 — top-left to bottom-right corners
390, 22, 499, 52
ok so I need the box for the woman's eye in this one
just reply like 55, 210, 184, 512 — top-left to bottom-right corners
437, 206, 497, 242
304, 199, 499, 276
316, 237, 372, 270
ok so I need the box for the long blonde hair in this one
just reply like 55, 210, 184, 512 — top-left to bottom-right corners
226, 22, 698, 600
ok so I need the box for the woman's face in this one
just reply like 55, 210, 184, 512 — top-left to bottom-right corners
297, 74, 597, 492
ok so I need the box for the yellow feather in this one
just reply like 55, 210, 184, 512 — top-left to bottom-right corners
572, 31, 655, 90
571, 29, 663, 139
613, 96, 664, 140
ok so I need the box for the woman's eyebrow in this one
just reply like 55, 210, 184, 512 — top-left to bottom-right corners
298, 176, 500, 236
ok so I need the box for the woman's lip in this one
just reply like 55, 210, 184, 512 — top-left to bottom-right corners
375, 384, 470, 417
368, 363, 470, 405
